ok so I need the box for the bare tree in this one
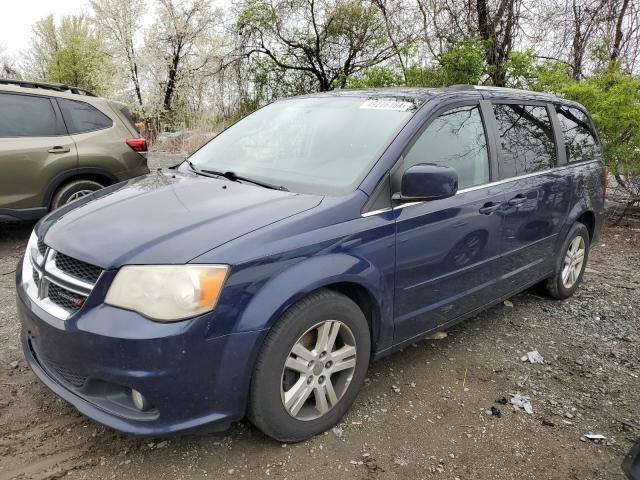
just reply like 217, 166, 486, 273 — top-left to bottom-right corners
91, 0, 145, 106
235, 0, 402, 91
0, 45, 20, 79
146, 0, 221, 118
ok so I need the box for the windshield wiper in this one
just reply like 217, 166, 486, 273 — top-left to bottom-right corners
217, 171, 289, 191
186, 161, 288, 191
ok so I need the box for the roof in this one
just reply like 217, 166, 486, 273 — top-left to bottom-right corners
293, 84, 573, 107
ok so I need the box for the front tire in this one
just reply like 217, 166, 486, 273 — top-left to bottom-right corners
545, 222, 590, 299
248, 289, 370, 442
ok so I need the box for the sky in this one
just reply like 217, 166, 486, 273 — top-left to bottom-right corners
0, 0, 91, 58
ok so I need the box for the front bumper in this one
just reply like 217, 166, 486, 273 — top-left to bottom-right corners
17, 282, 266, 436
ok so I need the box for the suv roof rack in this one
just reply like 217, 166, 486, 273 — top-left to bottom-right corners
0, 78, 96, 97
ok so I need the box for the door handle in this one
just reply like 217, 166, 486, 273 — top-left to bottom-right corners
508, 194, 527, 206
48, 146, 71, 154
479, 202, 502, 215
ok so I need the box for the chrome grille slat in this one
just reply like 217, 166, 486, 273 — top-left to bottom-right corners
23, 237, 102, 320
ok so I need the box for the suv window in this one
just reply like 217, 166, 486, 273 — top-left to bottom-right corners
493, 104, 557, 178
556, 106, 600, 163
0, 93, 59, 138
404, 105, 490, 189
58, 99, 113, 134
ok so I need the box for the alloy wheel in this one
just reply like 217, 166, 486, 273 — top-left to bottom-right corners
281, 320, 357, 421
561, 236, 586, 289
67, 190, 94, 203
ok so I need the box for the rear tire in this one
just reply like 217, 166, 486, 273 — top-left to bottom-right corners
545, 222, 590, 299
248, 289, 370, 442
50, 180, 104, 210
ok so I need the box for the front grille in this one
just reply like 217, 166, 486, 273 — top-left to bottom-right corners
48, 283, 85, 312
55, 253, 102, 284
37, 239, 47, 257
39, 352, 88, 388
26, 237, 98, 320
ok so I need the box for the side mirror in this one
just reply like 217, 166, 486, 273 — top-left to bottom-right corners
393, 163, 458, 202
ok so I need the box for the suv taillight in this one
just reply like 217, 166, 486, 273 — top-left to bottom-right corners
126, 138, 148, 155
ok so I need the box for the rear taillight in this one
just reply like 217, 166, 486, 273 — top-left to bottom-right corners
126, 138, 148, 155
603, 165, 609, 193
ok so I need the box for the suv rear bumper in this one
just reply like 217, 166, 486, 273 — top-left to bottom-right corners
17, 282, 267, 436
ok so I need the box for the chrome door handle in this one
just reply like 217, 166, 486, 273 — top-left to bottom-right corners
508, 195, 527, 206
479, 202, 502, 215
48, 147, 71, 154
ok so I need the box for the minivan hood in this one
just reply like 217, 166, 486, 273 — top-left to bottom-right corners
37, 171, 322, 268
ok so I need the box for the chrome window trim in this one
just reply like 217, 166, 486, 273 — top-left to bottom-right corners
360, 159, 600, 217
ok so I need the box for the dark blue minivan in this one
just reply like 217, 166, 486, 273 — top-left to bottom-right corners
16, 86, 605, 442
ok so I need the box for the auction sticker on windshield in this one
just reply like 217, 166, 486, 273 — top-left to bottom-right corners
360, 99, 414, 111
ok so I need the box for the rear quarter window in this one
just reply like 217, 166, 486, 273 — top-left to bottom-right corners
58, 98, 113, 134
0, 93, 59, 137
493, 104, 557, 179
556, 106, 601, 163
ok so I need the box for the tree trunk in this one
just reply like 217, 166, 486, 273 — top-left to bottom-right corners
611, 0, 630, 61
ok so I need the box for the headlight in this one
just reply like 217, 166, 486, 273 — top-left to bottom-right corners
105, 265, 229, 321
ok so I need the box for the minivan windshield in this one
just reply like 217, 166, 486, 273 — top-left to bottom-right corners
187, 96, 416, 195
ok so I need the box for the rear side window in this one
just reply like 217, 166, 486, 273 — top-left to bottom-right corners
404, 105, 490, 189
556, 106, 600, 163
493, 104, 557, 178
58, 99, 113, 134
0, 93, 59, 138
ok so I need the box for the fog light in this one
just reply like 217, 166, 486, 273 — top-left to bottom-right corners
131, 389, 152, 411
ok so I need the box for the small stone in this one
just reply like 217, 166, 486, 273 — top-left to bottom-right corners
9, 361, 18, 369
332, 426, 344, 438
392, 385, 401, 393
504, 300, 514, 308
156, 441, 168, 448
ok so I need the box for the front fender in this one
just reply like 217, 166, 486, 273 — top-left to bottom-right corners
235, 253, 390, 349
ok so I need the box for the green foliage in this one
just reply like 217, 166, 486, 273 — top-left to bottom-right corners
346, 66, 404, 88
405, 37, 487, 87
503, 50, 538, 89
535, 61, 640, 175
26, 15, 111, 95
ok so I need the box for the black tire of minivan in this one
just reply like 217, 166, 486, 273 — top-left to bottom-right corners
248, 289, 371, 442
545, 222, 591, 300
50, 180, 104, 210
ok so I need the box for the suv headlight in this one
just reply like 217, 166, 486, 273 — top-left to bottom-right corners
105, 265, 229, 321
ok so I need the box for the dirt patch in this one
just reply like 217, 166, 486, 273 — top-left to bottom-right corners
0, 223, 638, 480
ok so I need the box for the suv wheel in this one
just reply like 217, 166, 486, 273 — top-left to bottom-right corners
248, 289, 370, 442
545, 222, 590, 299
51, 180, 104, 210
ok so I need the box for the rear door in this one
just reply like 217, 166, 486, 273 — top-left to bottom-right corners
490, 102, 572, 292
0, 92, 77, 210
56, 98, 131, 177
393, 102, 506, 342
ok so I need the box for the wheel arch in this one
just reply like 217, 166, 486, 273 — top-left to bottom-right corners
235, 254, 389, 354
43, 168, 120, 209
555, 198, 599, 254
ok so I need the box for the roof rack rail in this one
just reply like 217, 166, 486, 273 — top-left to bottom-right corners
0, 78, 96, 97
446, 84, 476, 91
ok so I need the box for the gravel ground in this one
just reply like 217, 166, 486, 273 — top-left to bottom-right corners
0, 164, 638, 479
